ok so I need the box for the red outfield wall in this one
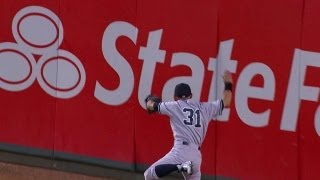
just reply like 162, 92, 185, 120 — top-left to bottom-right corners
1, 0, 320, 179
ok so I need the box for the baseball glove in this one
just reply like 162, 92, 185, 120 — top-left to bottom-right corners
145, 94, 161, 114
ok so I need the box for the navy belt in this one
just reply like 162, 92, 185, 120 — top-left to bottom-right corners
182, 141, 201, 150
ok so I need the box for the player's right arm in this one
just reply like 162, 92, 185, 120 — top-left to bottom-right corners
222, 70, 233, 108
204, 71, 233, 119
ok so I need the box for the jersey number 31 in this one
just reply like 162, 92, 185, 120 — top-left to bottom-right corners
183, 108, 201, 127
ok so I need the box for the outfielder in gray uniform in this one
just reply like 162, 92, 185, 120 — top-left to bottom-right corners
144, 70, 233, 180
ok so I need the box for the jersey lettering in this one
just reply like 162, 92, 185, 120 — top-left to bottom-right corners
183, 108, 201, 127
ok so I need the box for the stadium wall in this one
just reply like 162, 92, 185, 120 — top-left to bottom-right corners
1, 0, 320, 179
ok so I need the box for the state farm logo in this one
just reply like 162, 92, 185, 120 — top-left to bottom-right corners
1, 5, 320, 136
0, 6, 86, 98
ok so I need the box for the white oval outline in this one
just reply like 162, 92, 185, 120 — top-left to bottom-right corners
12, 6, 63, 55
0, 42, 37, 91
36, 50, 86, 99
18, 15, 58, 46
41, 58, 80, 90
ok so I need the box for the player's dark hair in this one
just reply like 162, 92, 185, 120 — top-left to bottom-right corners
174, 83, 192, 98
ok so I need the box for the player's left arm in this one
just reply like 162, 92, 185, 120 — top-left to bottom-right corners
222, 70, 233, 108
145, 95, 177, 116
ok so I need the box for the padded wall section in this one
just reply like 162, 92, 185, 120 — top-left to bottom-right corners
216, 0, 303, 179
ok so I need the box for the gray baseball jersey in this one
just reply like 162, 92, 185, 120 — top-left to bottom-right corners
144, 99, 224, 180
159, 99, 224, 147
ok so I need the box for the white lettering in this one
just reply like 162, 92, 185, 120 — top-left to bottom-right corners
235, 62, 275, 127
162, 53, 204, 101
315, 105, 320, 136
281, 49, 320, 131
138, 30, 166, 108
95, 21, 137, 105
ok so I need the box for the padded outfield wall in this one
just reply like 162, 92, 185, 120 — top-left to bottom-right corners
1, 0, 320, 179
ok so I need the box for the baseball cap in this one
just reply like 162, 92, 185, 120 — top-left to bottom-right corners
174, 83, 192, 98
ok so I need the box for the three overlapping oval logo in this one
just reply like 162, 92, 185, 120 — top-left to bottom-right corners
0, 6, 86, 99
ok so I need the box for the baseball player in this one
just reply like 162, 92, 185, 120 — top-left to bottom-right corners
144, 70, 233, 180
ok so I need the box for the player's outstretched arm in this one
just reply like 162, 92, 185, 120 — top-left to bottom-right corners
222, 70, 233, 108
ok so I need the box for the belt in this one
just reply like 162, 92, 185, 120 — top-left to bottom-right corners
176, 141, 201, 150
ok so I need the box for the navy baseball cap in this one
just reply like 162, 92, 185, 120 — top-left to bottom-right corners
174, 83, 192, 98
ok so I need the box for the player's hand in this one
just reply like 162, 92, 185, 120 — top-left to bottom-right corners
222, 70, 233, 84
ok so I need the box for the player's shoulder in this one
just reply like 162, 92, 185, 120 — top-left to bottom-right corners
161, 100, 178, 106
183, 99, 202, 107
